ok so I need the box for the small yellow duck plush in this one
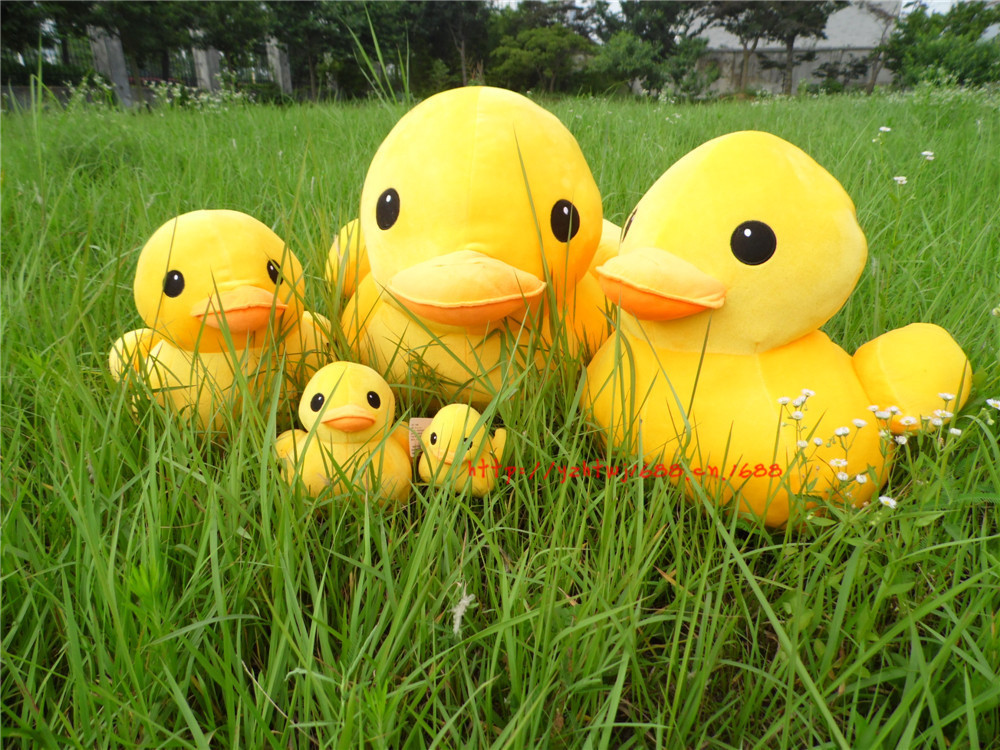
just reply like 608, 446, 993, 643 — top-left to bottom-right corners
586, 131, 972, 527
275, 362, 411, 503
339, 86, 607, 407
418, 405, 507, 497
109, 209, 331, 430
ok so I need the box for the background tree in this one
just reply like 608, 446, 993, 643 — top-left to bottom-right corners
588, 30, 662, 92
755, 1, 847, 95
489, 23, 594, 93
710, 1, 772, 92
190, 2, 272, 71
880, 1, 1000, 87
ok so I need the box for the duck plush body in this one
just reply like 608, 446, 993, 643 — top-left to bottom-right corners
418, 405, 508, 497
340, 86, 607, 407
585, 131, 972, 526
275, 362, 411, 503
109, 210, 331, 430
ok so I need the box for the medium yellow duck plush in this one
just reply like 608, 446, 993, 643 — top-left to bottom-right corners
418, 404, 507, 497
109, 209, 331, 430
339, 86, 607, 407
585, 131, 972, 527
275, 362, 411, 503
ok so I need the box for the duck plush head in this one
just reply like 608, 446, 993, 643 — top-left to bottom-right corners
133, 209, 307, 353
276, 361, 412, 503
596, 130, 867, 355
360, 85, 603, 328
297, 361, 396, 447
418, 404, 507, 497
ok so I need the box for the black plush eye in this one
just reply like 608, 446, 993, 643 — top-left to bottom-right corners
429, 432, 437, 445
550, 200, 581, 243
310, 393, 324, 412
267, 259, 280, 285
622, 209, 637, 241
163, 270, 185, 297
366, 391, 381, 409
730, 221, 776, 266
376, 188, 400, 230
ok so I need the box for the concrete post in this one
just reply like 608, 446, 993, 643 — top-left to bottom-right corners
193, 46, 222, 91
266, 38, 292, 95
87, 26, 133, 107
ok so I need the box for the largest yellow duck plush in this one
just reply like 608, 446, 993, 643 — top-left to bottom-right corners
585, 131, 972, 527
109, 209, 331, 430
339, 86, 607, 407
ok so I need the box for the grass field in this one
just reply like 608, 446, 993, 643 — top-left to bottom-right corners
2, 84, 999, 748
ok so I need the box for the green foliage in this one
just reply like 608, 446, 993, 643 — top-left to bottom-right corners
489, 24, 595, 93
588, 30, 662, 91
881, 1, 1000, 88
2, 92, 999, 747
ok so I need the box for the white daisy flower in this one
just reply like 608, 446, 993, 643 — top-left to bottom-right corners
895, 435, 908, 445
830, 458, 849, 468
791, 411, 804, 421
893, 176, 907, 185
880, 126, 892, 132
900, 416, 918, 427
777, 396, 790, 405
837, 472, 850, 482
813, 437, 824, 446
797, 440, 809, 449
855, 474, 868, 484
921, 150, 935, 160
938, 392, 955, 402
949, 428, 962, 436
987, 398, 1000, 410
852, 419, 868, 428
879, 495, 897, 509
801, 389, 816, 398
835, 427, 851, 437
875, 410, 892, 420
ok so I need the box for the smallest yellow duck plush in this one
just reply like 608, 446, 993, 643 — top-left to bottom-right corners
275, 362, 411, 503
418, 405, 507, 497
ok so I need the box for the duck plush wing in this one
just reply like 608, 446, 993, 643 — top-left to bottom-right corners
853, 322, 972, 433
325, 219, 369, 298
109, 328, 163, 381
280, 310, 335, 386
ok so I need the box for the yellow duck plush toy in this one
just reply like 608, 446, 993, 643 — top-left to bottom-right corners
418, 404, 507, 497
585, 131, 972, 527
109, 209, 331, 430
275, 362, 411, 503
339, 86, 607, 407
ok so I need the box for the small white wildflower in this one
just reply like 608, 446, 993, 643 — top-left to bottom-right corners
852, 419, 868, 429
889, 406, 901, 415
868, 404, 880, 413
933, 409, 954, 419
834, 426, 851, 437
801, 388, 816, 398
837, 472, 850, 482
797, 440, 809, 449
987, 398, 1000, 410
938, 392, 955, 402
777, 396, 790, 405
872, 137, 879, 143
931, 417, 944, 427
880, 429, 892, 439
949, 428, 962, 436
451, 584, 477, 636
879, 495, 898, 509
813, 437, 824, 446
793, 395, 807, 407
791, 410, 804, 421
880, 126, 892, 132
855, 474, 868, 484
895, 435, 908, 445
893, 176, 907, 185
921, 150, 935, 160
875, 410, 892, 420
992, 307, 1000, 317
830, 458, 849, 468
900, 416, 919, 427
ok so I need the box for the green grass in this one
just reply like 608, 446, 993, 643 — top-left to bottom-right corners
2, 85, 999, 748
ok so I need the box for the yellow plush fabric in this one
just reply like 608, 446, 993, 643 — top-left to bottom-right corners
109, 209, 332, 430
340, 86, 605, 406
585, 131, 972, 526
275, 362, 411, 503
418, 404, 507, 497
